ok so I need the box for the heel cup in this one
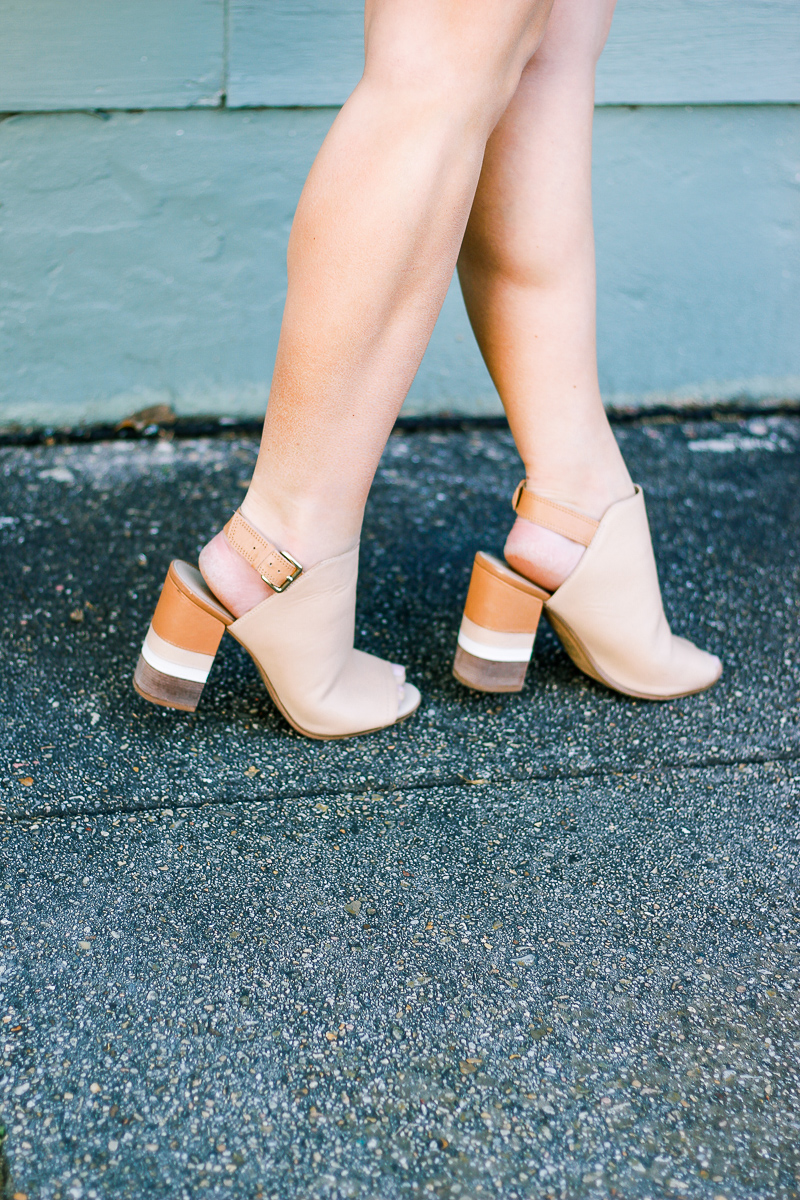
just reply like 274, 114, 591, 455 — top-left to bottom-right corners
133, 655, 205, 713
452, 646, 528, 694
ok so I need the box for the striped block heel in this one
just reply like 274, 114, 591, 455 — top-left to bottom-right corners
133, 561, 233, 713
452, 552, 549, 693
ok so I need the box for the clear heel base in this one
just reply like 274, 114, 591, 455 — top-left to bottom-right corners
133, 654, 205, 713
452, 645, 528, 693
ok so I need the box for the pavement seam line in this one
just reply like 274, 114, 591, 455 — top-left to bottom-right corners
6, 748, 799, 824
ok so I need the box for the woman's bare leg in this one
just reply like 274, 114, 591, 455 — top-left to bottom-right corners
200, 0, 554, 617
457, 0, 633, 593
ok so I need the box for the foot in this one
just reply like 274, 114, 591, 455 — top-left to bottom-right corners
199, 530, 273, 620
504, 519, 585, 592
198, 529, 408, 704
504, 476, 635, 593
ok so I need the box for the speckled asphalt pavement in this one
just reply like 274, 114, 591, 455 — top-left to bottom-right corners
1, 415, 799, 1200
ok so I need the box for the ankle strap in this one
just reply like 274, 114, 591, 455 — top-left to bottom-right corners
223, 510, 303, 593
512, 481, 599, 547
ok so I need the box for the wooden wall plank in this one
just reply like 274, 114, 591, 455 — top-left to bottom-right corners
596, 0, 800, 104
228, 0, 800, 109
2, 0, 796, 114
592, 104, 800, 410
227, 0, 364, 108
0, 106, 797, 427
0, 0, 224, 111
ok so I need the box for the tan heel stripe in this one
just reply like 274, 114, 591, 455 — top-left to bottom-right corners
512, 482, 598, 547
458, 615, 536, 660
144, 625, 217, 676
464, 556, 545, 634
223, 510, 302, 592
141, 638, 213, 684
151, 573, 227, 656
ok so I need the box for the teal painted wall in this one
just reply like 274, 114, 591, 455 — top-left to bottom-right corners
228, 0, 800, 106
0, 0, 224, 110
0, 2, 798, 427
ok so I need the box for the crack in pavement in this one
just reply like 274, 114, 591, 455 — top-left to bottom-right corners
6, 746, 799, 824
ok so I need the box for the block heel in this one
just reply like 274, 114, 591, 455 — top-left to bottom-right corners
453, 552, 549, 694
133, 561, 233, 713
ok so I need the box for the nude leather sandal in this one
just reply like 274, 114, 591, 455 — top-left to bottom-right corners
133, 509, 421, 738
453, 481, 722, 700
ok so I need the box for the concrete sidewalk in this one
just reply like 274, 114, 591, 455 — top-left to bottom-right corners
1, 415, 799, 1199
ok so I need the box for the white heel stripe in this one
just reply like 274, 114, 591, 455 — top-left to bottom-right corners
457, 631, 533, 663
141, 639, 212, 683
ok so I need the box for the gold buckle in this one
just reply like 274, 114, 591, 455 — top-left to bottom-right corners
263, 551, 303, 593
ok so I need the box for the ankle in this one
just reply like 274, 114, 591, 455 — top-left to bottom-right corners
522, 465, 633, 523
197, 490, 363, 620
515, 411, 634, 519
239, 488, 360, 569
522, 445, 634, 522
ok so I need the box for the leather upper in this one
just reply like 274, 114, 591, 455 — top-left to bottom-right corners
464, 552, 547, 632
227, 545, 403, 737
544, 487, 722, 697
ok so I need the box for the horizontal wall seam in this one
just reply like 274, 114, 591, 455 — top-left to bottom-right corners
1, 101, 799, 119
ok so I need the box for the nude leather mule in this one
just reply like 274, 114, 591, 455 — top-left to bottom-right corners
453, 481, 722, 700
133, 509, 420, 738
